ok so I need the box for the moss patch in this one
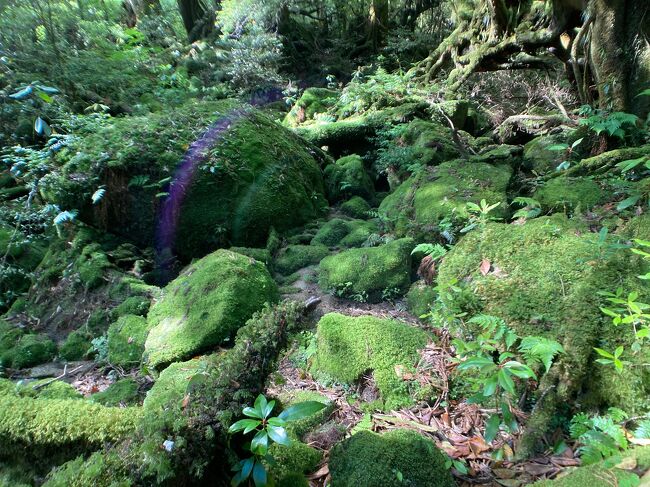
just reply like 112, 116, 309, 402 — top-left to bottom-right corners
535, 177, 604, 212
274, 245, 329, 275
318, 238, 414, 302
90, 379, 140, 407
311, 313, 429, 409
145, 249, 278, 369
108, 314, 150, 367
284, 88, 339, 127
340, 196, 372, 219
324, 154, 375, 202
59, 330, 93, 361
328, 429, 455, 487
406, 280, 437, 318
10, 334, 57, 369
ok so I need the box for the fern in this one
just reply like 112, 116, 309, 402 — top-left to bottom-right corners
91, 188, 106, 204
518, 336, 564, 372
570, 411, 629, 465
468, 315, 518, 349
53, 210, 78, 225
411, 243, 447, 260
634, 419, 650, 439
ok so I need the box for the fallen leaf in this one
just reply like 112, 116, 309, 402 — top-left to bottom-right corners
181, 394, 190, 409
480, 259, 491, 276
493, 468, 516, 479
615, 456, 637, 470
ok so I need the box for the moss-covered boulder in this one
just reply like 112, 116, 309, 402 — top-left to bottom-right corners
6, 334, 57, 369
59, 330, 93, 361
535, 177, 604, 212
311, 218, 351, 247
112, 295, 151, 319
145, 250, 278, 369
379, 160, 511, 238
41, 100, 328, 260
437, 215, 650, 451
522, 134, 567, 175
324, 154, 375, 202
107, 314, 150, 367
328, 429, 455, 487
340, 196, 372, 219
90, 379, 140, 407
284, 88, 339, 127
318, 238, 414, 302
274, 245, 329, 275
311, 313, 429, 409
406, 280, 437, 318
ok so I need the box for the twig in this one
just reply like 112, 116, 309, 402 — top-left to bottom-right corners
32, 363, 85, 390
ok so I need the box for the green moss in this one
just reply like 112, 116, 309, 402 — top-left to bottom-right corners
406, 280, 437, 318
311, 218, 351, 247
277, 390, 333, 440
59, 330, 93, 361
340, 196, 372, 219
107, 314, 150, 367
276, 472, 309, 487
0, 388, 142, 452
43, 451, 132, 487
324, 154, 375, 202
274, 245, 329, 275
113, 296, 151, 318
328, 429, 455, 487
145, 250, 279, 369
533, 447, 650, 486
0, 321, 23, 367
43, 101, 327, 261
143, 356, 213, 414
522, 134, 567, 175
90, 379, 140, 407
284, 88, 339, 127
437, 215, 649, 448
318, 238, 415, 302
268, 441, 322, 481
229, 246, 273, 269
11, 334, 57, 369
74, 244, 111, 289
14, 380, 83, 400
311, 313, 429, 409
379, 160, 512, 238
535, 177, 604, 212
339, 219, 378, 248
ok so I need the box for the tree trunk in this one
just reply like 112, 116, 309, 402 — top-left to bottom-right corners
176, 0, 219, 43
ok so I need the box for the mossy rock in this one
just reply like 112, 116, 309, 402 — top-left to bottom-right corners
10, 334, 57, 369
522, 134, 567, 175
328, 429, 455, 487
13, 380, 83, 400
284, 87, 339, 127
535, 177, 604, 212
0, 321, 24, 367
42, 100, 328, 261
311, 218, 351, 246
379, 160, 512, 239
277, 390, 333, 440
107, 314, 150, 367
145, 250, 279, 369
90, 379, 140, 407
318, 238, 415, 303
74, 244, 111, 289
399, 119, 460, 166
533, 447, 650, 486
43, 451, 131, 487
340, 196, 371, 219
268, 442, 322, 482
339, 219, 378, 248
229, 246, 273, 269
113, 295, 151, 318
311, 218, 379, 249
324, 154, 375, 202
143, 356, 212, 414
437, 215, 650, 448
406, 280, 437, 318
311, 313, 429, 409
274, 245, 329, 275
59, 330, 93, 361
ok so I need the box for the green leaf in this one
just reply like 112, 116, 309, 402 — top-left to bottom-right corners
228, 419, 262, 434
497, 369, 516, 395
91, 188, 106, 205
482, 376, 498, 397
457, 356, 496, 370
485, 414, 500, 442
594, 348, 615, 359
267, 417, 286, 427
9, 85, 33, 100
278, 401, 327, 421
252, 461, 267, 487
571, 138, 584, 149
267, 425, 291, 446
614, 346, 624, 358
36, 91, 53, 103
616, 157, 647, 173
617, 195, 641, 211
262, 400, 275, 419
547, 144, 569, 151
243, 407, 264, 419
35, 84, 59, 94
254, 394, 268, 415
241, 458, 254, 480
251, 430, 269, 455
34, 117, 51, 136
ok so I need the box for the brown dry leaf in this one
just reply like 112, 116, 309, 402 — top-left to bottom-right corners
521, 463, 558, 476
630, 437, 650, 446
480, 259, 491, 276
181, 394, 190, 409
496, 479, 523, 487
467, 436, 490, 456
550, 457, 580, 467
307, 464, 329, 479
394, 365, 415, 381
493, 468, 517, 479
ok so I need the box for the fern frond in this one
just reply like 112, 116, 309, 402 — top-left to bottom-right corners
518, 336, 564, 372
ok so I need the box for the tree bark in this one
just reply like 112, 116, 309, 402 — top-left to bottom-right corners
176, 0, 219, 42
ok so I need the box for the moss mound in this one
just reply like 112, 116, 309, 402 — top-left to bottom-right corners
143, 356, 211, 413
42, 100, 327, 260
318, 238, 415, 302
311, 313, 429, 409
90, 379, 140, 407
535, 177, 604, 211
437, 215, 650, 449
274, 245, 329, 275
113, 295, 151, 318
406, 280, 437, 318
108, 314, 150, 367
311, 218, 379, 248
7, 334, 57, 369
328, 429, 455, 487
340, 196, 372, 219
59, 330, 93, 361
324, 154, 375, 202
379, 160, 512, 238
284, 88, 339, 127
145, 250, 279, 369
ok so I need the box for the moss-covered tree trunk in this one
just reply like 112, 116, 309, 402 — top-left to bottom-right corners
176, 0, 219, 42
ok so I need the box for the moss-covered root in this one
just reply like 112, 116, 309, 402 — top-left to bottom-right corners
533, 446, 650, 486
318, 238, 415, 303
0, 379, 142, 460
328, 429, 455, 487
311, 313, 429, 409
144, 249, 279, 369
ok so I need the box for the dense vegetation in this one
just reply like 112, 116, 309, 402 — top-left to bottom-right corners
0, 0, 649, 485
